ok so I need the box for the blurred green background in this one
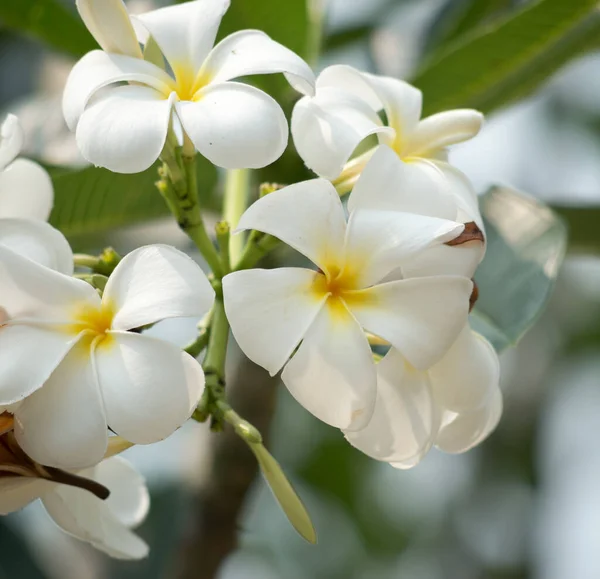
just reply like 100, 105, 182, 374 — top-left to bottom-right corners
1, 0, 600, 577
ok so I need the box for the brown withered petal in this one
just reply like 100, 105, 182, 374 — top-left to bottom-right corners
445, 222, 485, 246
469, 282, 479, 312
0, 413, 14, 437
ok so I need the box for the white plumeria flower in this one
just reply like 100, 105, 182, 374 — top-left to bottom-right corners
0, 242, 214, 469
345, 323, 502, 468
291, 65, 483, 224
0, 115, 68, 271
0, 455, 150, 559
350, 145, 485, 279
63, 0, 315, 173
223, 177, 474, 431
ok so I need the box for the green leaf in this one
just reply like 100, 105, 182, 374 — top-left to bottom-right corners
471, 186, 567, 352
49, 157, 218, 239
249, 441, 317, 544
413, 0, 600, 116
551, 205, 600, 252
0, 0, 95, 56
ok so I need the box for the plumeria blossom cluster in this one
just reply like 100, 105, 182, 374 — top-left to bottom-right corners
0, 0, 504, 559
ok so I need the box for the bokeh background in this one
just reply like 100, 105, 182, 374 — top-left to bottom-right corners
1, 0, 599, 577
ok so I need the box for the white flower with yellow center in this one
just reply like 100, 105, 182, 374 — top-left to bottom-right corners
291, 65, 483, 225
223, 177, 474, 430
0, 453, 150, 559
63, 0, 315, 173
345, 324, 502, 468
0, 242, 214, 470
0, 114, 68, 271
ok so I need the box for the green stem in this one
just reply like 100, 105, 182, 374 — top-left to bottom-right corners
215, 221, 232, 275
223, 169, 250, 264
184, 328, 210, 358
306, 0, 327, 66
73, 254, 100, 269
203, 298, 229, 379
234, 231, 281, 271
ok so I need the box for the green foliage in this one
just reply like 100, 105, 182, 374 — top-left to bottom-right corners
551, 205, 600, 252
471, 186, 567, 351
414, 0, 600, 116
49, 157, 218, 239
0, 520, 50, 579
0, 0, 95, 56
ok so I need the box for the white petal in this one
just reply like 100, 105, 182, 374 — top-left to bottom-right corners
203, 30, 315, 96
177, 82, 287, 169
236, 179, 346, 271
63, 50, 173, 131
281, 304, 376, 430
135, 0, 229, 71
104, 245, 214, 331
317, 65, 422, 141
291, 88, 394, 180
345, 349, 437, 464
76, 0, 142, 58
223, 268, 326, 376
94, 333, 204, 444
76, 85, 173, 173
0, 478, 47, 514
0, 114, 23, 171
347, 145, 456, 219
429, 327, 499, 412
435, 383, 502, 454
0, 245, 99, 320
92, 457, 150, 528
349, 276, 472, 370
407, 109, 484, 157
15, 343, 107, 470
42, 483, 148, 560
0, 159, 54, 221
0, 219, 73, 274
344, 209, 464, 287
401, 242, 484, 279
0, 325, 80, 405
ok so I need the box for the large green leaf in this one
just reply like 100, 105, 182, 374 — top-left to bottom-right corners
471, 186, 567, 352
413, 0, 600, 116
0, 0, 95, 56
49, 157, 218, 238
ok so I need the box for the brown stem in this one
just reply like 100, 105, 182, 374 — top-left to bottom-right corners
171, 348, 279, 579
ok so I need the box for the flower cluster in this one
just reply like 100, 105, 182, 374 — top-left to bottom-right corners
0, 0, 503, 559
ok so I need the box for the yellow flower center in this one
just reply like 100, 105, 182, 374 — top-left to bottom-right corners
166, 64, 212, 102
312, 265, 375, 318
67, 301, 116, 348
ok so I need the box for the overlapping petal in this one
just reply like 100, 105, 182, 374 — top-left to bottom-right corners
344, 209, 464, 287
0, 246, 98, 320
0, 114, 23, 171
62, 50, 173, 130
407, 109, 484, 157
347, 145, 456, 219
94, 333, 204, 444
435, 385, 502, 454
76, 0, 142, 58
93, 456, 150, 528
177, 82, 287, 170
0, 325, 81, 405
292, 88, 394, 180
105, 245, 214, 331
42, 473, 149, 560
0, 219, 73, 274
223, 268, 326, 376
349, 276, 472, 370
236, 179, 346, 270
76, 85, 174, 173
203, 30, 315, 96
281, 304, 376, 430
135, 0, 230, 72
345, 349, 438, 464
317, 65, 423, 141
0, 159, 54, 221
15, 343, 108, 470
429, 327, 499, 413
400, 242, 483, 279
